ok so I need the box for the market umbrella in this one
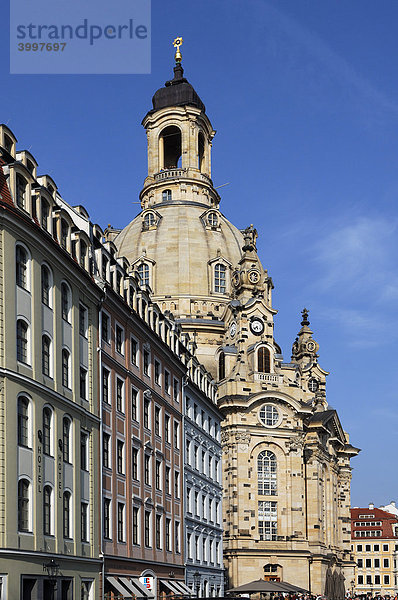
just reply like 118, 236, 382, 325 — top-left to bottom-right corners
227, 579, 308, 594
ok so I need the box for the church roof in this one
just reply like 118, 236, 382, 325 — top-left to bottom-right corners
151, 64, 206, 112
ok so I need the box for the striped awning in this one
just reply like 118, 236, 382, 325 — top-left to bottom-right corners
106, 576, 155, 599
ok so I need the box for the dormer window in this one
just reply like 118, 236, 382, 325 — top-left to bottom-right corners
16, 174, 27, 210
4, 134, 13, 154
208, 212, 218, 227
143, 211, 156, 229
218, 352, 225, 380
214, 263, 226, 294
41, 199, 50, 230
80, 241, 87, 269
60, 219, 68, 250
137, 263, 150, 287
162, 189, 172, 202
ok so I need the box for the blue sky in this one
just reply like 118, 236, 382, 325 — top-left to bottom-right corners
2, 0, 398, 507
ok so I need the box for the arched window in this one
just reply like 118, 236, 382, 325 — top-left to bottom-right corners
61, 282, 71, 322
43, 407, 52, 456
198, 131, 205, 171
42, 335, 51, 376
41, 199, 50, 230
102, 255, 108, 281
214, 264, 226, 294
63, 416, 72, 463
18, 396, 29, 447
63, 491, 71, 538
258, 347, 271, 373
16, 319, 29, 364
43, 485, 52, 535
144, 212, 156, 228
16, 174, 27, 209
208, 212, 218, 227
18, 479, 30, 532
60, 219, 69, 249
218, 352, 225, 380
160, 126, 181, 168
16, 245, 28, 289
162, 189, 172, 202
41, 264, 51, 306
62, 349, 70, 388
137, 263, 150, 287
257, 450, 277, 495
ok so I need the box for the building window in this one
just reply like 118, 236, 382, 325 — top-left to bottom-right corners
208, 212, 218, 227
144, 212, 156, 229
374, 558, 379, 568
132, 506, 139, 545
165, 466, 170, 494
18, 396, 29, 447
165, 414, 170, 443
365, 559, 371, 568
81, 432, 89, 471
357, 559, 363, 568
42, 335, 51, 376
102, 312, 110, 344
154, 406, 160, 436
257, 450, 277, 495
357, 576, 363, 585
80, 241, 87, 269
132, 447, 139, 480
383, 544, 389, 551
218, 352, 225, 380
175, 521, 180, 553
143, 350, 149, 375
63, 417, 71, 463
164, 370, 170, 394
63, 491, 71, 538
131, 387, 138, 420
384, 558, 389, 568
16, 174, 27, 209
214, 263, 226, 293
100, 368, 109, 404
384, 576, 390, 585
79, 304, 88, 337
144, 454, 150, 485
144, 398, 150, 429
81, 503, 89, 542
162, 189, 172, 202
155, 460, 161, 490
374, 576, 380, 585
116, 378, 124, 412
43, 485, 52, 536
16, 319, 29, 363
258, 500, 277, 540
102, 255, 108, 281
174, 421, 179, 449
62, 349, 70, 388
18, 479, 30, 532
61, 282, 71, 322
173, 379, 179, 402
43, 407, 52, 456
41, 199, 50, 230
156, 514, 162, 549
60, 219, 69, 249
103, 499, 111, 539
165, 517, 171, 551
366, 576, 372, 585
259, 404, 279, 427
194, 491, 199, 515
16, 245, 29, 289
103, 433, 110, 469
80, 367, 87, 400
131, 337, 138, 365
138, 263, 150, 287
117, 503, 125, 542
117, 440, 124, 475
154, 360, 160, 385
144, 511, 151, 547
41, 265, 51, 306
174, 470, 179, 498
115, 325, 124, 354
258, 347, 271, 373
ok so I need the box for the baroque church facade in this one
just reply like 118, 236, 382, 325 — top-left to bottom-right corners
110, 49, 360, 593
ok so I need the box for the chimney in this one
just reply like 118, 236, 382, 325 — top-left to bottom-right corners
369, 502, 374, 510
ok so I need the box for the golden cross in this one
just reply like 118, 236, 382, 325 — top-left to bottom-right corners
173, 37, 183, 63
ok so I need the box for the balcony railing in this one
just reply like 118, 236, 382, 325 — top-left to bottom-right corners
254, 373, 283, 384
154, 168, 186, 181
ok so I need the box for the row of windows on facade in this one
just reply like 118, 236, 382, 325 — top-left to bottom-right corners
103, 499, 181, 552
219, 347, 272, 380
186, 441, 220, 481
186, 487, 221, 523
186, 399, 220, 440
357, 558, 392, 568
103, 382, 181, 444
143, 201, 219, 229
18, 479, 89, 542
357, 575, 391, 586
355, 543, 395, 552
18, 397, 90, 467
186, 533, 222, 565
135, 261, 227, 294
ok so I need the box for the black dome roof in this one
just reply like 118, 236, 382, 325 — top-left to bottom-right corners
152, 64, 205, 112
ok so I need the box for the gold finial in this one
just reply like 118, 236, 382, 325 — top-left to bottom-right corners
173, 37, 183, 64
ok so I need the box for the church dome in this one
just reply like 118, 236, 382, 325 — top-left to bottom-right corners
114, 202, 244, 316
151, 64, 205, 113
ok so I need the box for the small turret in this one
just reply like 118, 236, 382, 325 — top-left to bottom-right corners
291, 308, 319, 363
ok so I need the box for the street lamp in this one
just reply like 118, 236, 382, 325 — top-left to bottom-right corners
193, 571, 201, 598
43, 559, 60, 595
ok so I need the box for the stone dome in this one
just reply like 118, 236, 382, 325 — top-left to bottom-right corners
114, 202, 244, 317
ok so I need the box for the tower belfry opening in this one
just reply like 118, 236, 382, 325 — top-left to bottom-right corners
160, 126, 182, 169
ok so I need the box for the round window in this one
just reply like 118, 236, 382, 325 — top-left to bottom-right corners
259, 404, 279, 427
308, 378, 319, 392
